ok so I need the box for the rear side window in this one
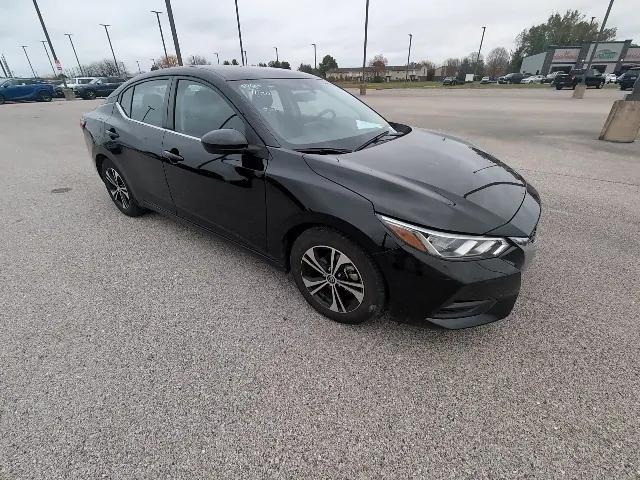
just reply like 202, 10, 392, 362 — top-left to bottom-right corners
173, 79, 244, 138
119, 87, 133, 117
130, 79, 169, 127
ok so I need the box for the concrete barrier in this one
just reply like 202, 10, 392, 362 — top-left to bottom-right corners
599, 100, 640, 143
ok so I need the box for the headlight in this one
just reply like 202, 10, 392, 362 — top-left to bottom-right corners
378, 214, 510, 259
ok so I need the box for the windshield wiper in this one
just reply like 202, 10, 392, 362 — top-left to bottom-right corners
355, 130, 403, 151
295, 147, 352, 155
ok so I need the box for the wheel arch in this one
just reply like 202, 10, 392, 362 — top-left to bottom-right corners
281, 213, 383, 272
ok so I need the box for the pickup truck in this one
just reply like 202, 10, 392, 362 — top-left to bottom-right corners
0, 78, 55, 104
553, 71, 605, 90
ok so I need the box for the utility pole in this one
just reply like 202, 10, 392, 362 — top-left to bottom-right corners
405, 33, 413, 82
474, 26, 486, 81
136, 60, 141, 74
164, 0, 182, 66
274, 47, 279, 62
574, 0, 615, 98
2, 55, 13, 77
234, 0, 245, 66
151, 11, 168, 61
311, 43, 317, 69
100, 24, 120, 75
22, 46, 37, 77
41, 40, 56, 76
214, 52, 219, 64
64, 34, 83, 76
361, 0, 370, 95
32, 0, 66, 86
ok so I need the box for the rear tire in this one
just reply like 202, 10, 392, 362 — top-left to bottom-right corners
38, 91, 52, 102
290, 227, 385, 324
85, 89, 96, 100
0, 94, 5, 105
100, 158, 146, 217
555, 85, 562, 90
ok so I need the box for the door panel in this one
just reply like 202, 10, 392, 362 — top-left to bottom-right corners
104, 79, 174, 212
162, 78, 266, 250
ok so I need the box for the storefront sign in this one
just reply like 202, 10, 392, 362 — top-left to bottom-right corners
552, 49, 580, 63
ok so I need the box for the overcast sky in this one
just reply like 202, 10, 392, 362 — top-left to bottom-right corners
1, 0, 638, 77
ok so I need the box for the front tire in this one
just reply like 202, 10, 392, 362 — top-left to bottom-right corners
84, 89, 96, 100
100, 159, 146, 217
0, 94, 5, 105
291, 228, 385, 324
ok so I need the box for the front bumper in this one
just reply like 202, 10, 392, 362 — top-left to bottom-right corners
374, 238, 535, 329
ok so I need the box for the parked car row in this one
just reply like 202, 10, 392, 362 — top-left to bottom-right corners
0, 76, 127, 104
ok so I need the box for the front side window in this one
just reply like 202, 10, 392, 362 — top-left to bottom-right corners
174, 79, 244, 138
130, 79, 169, 127
228, 78, 392, 150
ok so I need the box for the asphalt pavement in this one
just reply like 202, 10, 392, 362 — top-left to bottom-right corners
1, 88, 639, 479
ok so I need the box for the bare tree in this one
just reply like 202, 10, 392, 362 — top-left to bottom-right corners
368, 54, 388, 78
444, 58, 460, 77
485, 47, 510, 77
158, 55, 179, 68
82, 59, 128, 76
187, 55, 210, 65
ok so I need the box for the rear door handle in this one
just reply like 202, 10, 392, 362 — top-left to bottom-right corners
107, 128, 119, 139
162, 149, 184, 163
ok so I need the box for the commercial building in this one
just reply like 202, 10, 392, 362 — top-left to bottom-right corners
520, 40, 639, 75
326, 65, 430, 82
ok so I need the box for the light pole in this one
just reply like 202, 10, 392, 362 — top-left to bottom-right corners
164, 0, 182, 65
136, 60, 141, 73
311, 43, 317, 69
575, 0, 615, 98
0, 59, 6, 77
64, 34, 83, 76
151, 10, 168, 61
32, 0, 66, 86
244, 50, 247, 66
274, 47, 278, 63
2, 54, 13, 77
361, 0, 370, 95
41, 40, 56, 76
474, 26, 486, 81
405, 33, 412, 82
234, 0, 245, 65
99, 24, 120, 75
214, 52, 219, 64
21, 46, 37, 77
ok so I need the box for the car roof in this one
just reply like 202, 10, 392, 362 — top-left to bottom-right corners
141, 65, 317, 81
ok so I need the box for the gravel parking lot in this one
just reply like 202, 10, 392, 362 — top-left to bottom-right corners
1, 88, 639, 479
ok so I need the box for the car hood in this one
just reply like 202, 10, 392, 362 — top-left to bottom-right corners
303, 128, 532, 235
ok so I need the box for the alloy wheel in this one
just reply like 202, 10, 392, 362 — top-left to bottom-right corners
104, 167, 130, 210
300, 245, 365, 313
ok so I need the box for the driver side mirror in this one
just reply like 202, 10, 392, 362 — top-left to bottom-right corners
201, 129, 248, 154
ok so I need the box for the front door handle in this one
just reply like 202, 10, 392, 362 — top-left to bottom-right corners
162, 149, 184, 164
107, 128, 119, 139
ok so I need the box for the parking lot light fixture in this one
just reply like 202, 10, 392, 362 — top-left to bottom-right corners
405, 34, 412, 82
32, 0, 67, 87
361, 0, 370, 95
64, 34, 83, 76
2, 54, 14, 77
151, 11, 168, 61
575, 0, 615, 98
100, 24, 120, 76
0, 58, 6, 77
311, 43, 317, 69
21, 46, 37, 78
474, 26, 486, 81
41, 40, 56, 76
234, 0, 245, 66
164, 0, 183, 66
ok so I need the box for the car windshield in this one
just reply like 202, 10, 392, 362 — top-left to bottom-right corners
228, 78, 394, 151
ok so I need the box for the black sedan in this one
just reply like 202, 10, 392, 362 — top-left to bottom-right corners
618, 69, 639, 90
81, 67, 540, 329
75, 76, 125, 99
